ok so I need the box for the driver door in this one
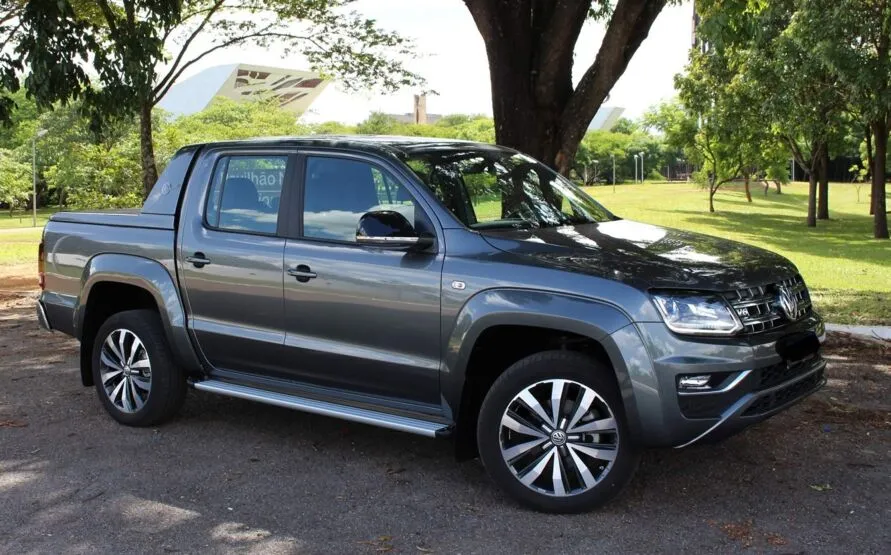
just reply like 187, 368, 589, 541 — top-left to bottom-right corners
280, 153, 444, 407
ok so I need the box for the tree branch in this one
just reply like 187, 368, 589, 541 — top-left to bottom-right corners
94, 0, 120, 39
152, 0, 226, 101
555, 0, 667, 168
534, 0, 590, 103
0, 19, 22, 52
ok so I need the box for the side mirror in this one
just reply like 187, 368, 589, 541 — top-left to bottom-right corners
356, 210, 434, 250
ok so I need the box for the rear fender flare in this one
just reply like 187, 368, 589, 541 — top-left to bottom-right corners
76, 254, 202, 374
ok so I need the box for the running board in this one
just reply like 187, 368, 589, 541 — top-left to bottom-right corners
193, 379, 452, 438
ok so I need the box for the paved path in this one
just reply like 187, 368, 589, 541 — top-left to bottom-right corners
826, 323, 891, 342
1, 297, 890, 554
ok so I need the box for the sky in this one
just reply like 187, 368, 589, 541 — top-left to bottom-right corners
166, 0, 694, 124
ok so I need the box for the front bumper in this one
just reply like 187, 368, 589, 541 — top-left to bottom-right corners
673, 354, 825, 447
614, 314, 826, 448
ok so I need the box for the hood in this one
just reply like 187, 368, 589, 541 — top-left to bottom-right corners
480, 219, 797, 292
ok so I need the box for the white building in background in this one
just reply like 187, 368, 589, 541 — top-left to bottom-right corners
157, 63, 330, 117
157, 63, 624, 132
588, 106, 625, 131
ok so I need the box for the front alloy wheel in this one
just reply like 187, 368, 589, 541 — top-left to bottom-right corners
499, 379, 618, 497
477, 351, 639, 513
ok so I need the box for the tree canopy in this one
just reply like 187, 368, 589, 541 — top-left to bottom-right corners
10, 0, 423, 195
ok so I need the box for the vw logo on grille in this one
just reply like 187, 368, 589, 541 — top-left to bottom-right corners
777, 285, 800, 321
550, 430, 567, 446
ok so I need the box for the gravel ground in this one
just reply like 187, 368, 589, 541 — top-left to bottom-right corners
1, 289, 890, 554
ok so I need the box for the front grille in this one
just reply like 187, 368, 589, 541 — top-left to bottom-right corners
756, 354, 819, 390
726, 275, 812, 334
742, 368, 824, 416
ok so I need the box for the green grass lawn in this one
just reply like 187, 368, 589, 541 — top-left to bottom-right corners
1, 183, 887, 325
584, 181, 890, 325
0, 228, 43, 266
0, 207, 59, 229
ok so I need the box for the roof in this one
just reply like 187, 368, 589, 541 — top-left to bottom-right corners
187, 135, 512, 158
157, 64, 329, 117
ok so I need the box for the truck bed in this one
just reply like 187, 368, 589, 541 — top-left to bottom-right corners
40, 211, 179, 336
49, 209, 175, 230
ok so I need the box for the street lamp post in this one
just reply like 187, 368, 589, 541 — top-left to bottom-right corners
33, 128, 48, 227
592, 159, 600, 183
639, 151, 646, 183
633, 154, 639, 183
611, 154, 616, 193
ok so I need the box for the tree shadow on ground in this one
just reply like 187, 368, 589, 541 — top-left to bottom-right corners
716, 193, 810, 208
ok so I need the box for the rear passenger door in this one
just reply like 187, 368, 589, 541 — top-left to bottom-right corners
281, 153, 445, 407
179, 150, 295, 374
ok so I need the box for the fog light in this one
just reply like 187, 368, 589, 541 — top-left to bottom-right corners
678, 375, 712, 390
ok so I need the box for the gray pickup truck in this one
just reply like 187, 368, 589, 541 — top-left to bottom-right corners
37, 136, 826, 513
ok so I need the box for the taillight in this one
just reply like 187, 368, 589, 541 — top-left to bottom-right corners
38, 240, 45, 290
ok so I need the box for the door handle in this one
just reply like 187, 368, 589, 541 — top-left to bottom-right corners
185, 253, 211, 268
287, 264, 317, 283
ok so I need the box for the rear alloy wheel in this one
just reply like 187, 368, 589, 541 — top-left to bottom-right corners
99, 328, 153, 413
91, 310, 186, 426
477, 351, 639, 513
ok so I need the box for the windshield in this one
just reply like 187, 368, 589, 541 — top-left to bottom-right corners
401, 146, 616, 230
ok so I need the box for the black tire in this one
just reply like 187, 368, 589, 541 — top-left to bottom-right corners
477, 350, 640, 513
91, 309, 187, 427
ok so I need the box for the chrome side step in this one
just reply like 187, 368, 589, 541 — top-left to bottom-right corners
193, 379, 452, 438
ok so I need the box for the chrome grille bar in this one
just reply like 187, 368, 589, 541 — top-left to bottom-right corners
726, 275, 812, 334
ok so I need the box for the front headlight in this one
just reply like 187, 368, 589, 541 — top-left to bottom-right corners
651, 292, 743, 336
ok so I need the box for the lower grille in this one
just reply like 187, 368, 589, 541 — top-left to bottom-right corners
679, 395, 732, 419
757, 355, 819, 391
743, 368, 824, 416
727, 275, 813, 334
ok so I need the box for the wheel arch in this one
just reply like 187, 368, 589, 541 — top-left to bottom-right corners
442, 288, 643, 459
75, 254, 202, 386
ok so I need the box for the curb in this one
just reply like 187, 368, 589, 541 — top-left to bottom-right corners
826, 324, 891, 343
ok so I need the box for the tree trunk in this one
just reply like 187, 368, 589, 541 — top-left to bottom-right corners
866, 125, 875, 215
708, 182, 716, 213
817, 144, 829, 219
139, 101, 158, 199
872, 119, 890, 239
774, 180, 782, 194
465, 0, 666, 175
807, 172, 817, 227
744, 174, 752, 202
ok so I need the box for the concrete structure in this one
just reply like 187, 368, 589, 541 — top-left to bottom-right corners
386, 94, 443, 125
157, 64, 330, 117
386, 94, 623, 130
587, 106, 625, 131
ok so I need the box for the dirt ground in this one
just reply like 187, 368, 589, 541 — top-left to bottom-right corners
1, 278, 889, 554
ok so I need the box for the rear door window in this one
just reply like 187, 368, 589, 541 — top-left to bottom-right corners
206, 155, 288, 234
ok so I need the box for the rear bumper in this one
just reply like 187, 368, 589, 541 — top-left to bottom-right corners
36, 300, 52, 332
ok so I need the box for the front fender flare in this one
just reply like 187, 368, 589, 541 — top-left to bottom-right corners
76, 254, 202, 375
441, 288, 642, 432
